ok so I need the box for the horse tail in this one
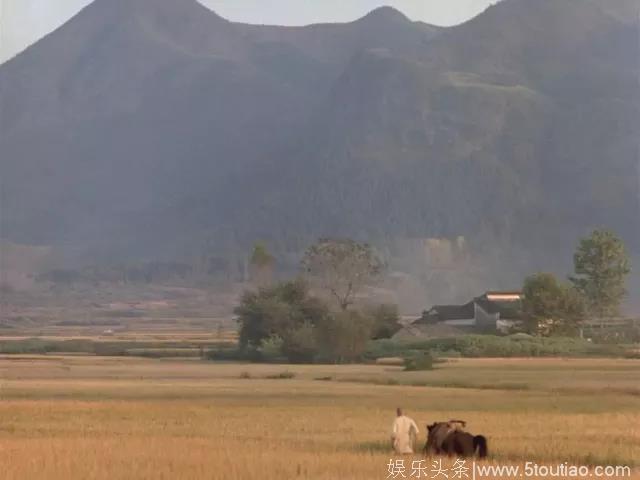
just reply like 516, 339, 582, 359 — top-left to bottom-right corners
473, 435, 488, 458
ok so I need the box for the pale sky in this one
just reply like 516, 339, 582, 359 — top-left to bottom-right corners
0, 0, 496, 63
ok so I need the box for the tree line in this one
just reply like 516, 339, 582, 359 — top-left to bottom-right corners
236, 229, 633, 361
236, 238, 399, 363
522, 229, 631, 336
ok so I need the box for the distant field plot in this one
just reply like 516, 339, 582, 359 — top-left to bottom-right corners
0, 283, 240, 339
0, 356, 638, 480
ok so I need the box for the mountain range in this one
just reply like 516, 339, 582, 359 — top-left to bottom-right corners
1, 0, 638, 277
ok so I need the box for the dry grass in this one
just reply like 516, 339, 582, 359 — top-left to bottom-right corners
0, 357, 638, 479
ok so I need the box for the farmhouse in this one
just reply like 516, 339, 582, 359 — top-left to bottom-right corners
395, 291, 523, 339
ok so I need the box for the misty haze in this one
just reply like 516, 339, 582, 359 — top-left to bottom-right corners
0, 0, 639, 479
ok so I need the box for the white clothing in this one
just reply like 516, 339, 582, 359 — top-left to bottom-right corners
391, 415, 419, 454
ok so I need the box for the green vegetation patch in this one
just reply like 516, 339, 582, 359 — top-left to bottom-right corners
366, 335, 627, 359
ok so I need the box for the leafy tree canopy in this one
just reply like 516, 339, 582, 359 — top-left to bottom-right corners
234, 279, 328, 349
570, 229, 631, 319
523, 273, 586, 336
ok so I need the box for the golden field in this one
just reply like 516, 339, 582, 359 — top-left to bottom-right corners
0, 356, 639, 479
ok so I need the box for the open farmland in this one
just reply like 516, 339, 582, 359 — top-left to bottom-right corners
0, 356, 638, 479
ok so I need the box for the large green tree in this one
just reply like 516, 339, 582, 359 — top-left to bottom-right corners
522, 273, 585, 336
301, 238, 384, 310
234, 279, 327, 350
570, 229, 631, 320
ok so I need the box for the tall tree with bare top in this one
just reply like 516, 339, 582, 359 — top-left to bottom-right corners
301, 238, 384, 311
249, 242, 275, 287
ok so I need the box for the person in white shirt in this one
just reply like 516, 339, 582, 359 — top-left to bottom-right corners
391, 407, 420, 454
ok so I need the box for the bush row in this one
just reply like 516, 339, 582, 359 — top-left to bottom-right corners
366, 335, 628, 359
0, 339, 222, 357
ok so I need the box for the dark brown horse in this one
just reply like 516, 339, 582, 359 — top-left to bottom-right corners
440, 430, 488, 458
425, 421, 488, 458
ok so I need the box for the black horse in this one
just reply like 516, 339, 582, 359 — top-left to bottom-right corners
425, 421, 488, 458
440, 430, 488, 458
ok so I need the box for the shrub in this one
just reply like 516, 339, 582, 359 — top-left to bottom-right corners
316, 310, 374, 363
258, 335, 285, 362
404, 351, 435, 371
281, 321, 317, 363
265, 371, 296, 379
246, 347, 265, 363
368, 304, 402, 339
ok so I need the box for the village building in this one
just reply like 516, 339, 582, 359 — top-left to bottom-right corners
394, 291, 524, 339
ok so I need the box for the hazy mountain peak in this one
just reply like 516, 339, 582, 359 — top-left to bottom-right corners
359, 6, 410, 24
85, 0, 228, 24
